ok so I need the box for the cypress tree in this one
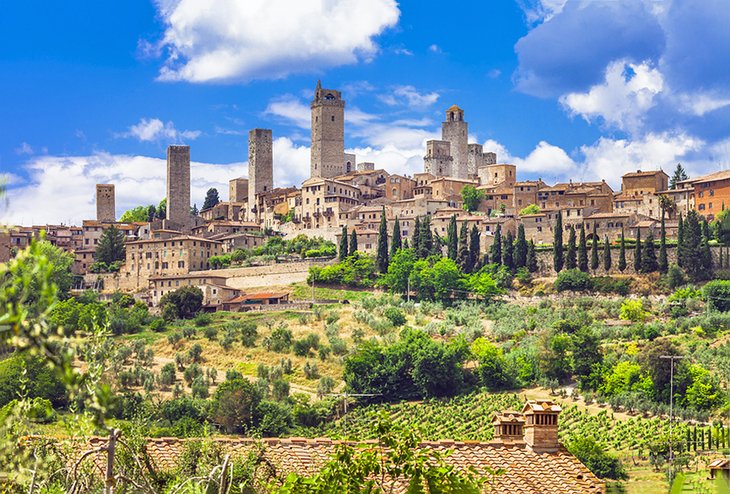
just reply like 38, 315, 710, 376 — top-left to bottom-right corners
590, 223, 599, 271
491, 224, 502, 265
349, 229, 358, 254
376, 207, 389, 272
677, 213, 685, 267
502, 230, 514, 271
391, 216, 402, 258
447, 215, 458, 260
618, 230, 627, 272
514, 224, 528, 268
641, 231, 658, 273
469, 224, 481, 272
701, 219, 713, 274
431, 232, 443, 257
457, 221, 470, 272
634, 229, 642, 273
412, 216, 421, 256
339, 225, 348, 261
403, 238, 410, 250
419, 215, 433, 258
553, 211, 564, 272
527, 240, 538, 273
578, 223, 588, 272
603, 235, 612, 272
683, 211, 703, 280
658, 214, 668, 273
565, 226, 577, 270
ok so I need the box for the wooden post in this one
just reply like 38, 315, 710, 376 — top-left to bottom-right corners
105, 429, 120, 494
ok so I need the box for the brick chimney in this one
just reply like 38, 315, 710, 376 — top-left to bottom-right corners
492, 411, 525, 444
522, 400, 562, 453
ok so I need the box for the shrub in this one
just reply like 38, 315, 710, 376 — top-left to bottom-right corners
159, 363, 176, 388
211, 377, 262, 433
591, 276, 630, 295
303, 361, 319, 379
704, 280, 730, 312
620, 299, 648, 322
194, 313, 213, 327
666, 264, 686, 289
239, 322, 258, 347
383, 307, 406, 327
293, 334, 320, 357
183, 364, 203, 385
159, 286, 204, 320
188, 343, 203, 363
555, 269, 591, 292
567, 437, 627, 480
317, 376, 336, 397
0, 355, 67, 409
264, 325, 293, 353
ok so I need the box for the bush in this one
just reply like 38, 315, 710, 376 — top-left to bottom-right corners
666, 264, 686, 289
194, 313, 213, 327
0, 355, 67, 409
211, 377, 262, 434
591, 276, 630, 295
704, 280, 730, 312
204, 326, 218, 340
383, 307, 406, 327
555, 269, 592, 292
293, 334, 320, 357
150, 318, 167, 332
264, 326, 293, 353
239, 322, 258, 347
159, 286, 204, 319
620, 299, 648, 322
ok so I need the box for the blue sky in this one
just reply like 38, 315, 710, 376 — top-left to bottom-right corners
2, 0, 729, 224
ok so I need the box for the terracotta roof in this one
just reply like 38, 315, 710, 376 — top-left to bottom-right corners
622, 170, 668, 178
585, 212, 631, 219
691, 169, 730, 185
227, 291, 289, 303
62, 436, 603, 493
446, 104, 462, 112
127, 235, 222, 245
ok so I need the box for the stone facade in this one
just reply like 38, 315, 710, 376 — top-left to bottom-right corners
310, 81, 345, 179
301, 177, 361, 229
344, 153, 356, 174
95, 184, 115, 222
229, 178, 249, 202
478, 164, 516, 188
423, 140, 452, 177
166, 145, 191, 229
467, 143, 485, 178
621, 170, 669, 197
248, 129, 274, 222
441, 106, 469, 179
384, 174, 415, 201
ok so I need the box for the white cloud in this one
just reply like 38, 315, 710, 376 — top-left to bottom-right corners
379, 85, 440, 108
153, 0, 400, 83
265, 97, 311, 129
428, 44, 442, 53
518, 0, 568, 24
393, 47, 413, 56
675, 92, 730, 117
119, 118, 202, 142
272, 137, 310, 186
15, 142, 34, 156
560, 60, 664, 134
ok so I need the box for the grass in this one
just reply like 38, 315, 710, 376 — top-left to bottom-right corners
290, 282, 378, 302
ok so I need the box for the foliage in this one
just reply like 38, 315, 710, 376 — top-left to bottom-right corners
308, 252, 378, 287
95, 225, 126, 265
381, 247, 416, 294
567, 436, 627, 480
202, 187, 220, 210
210, 376, 262, 433
553, 212, 564, 272
669, 163, 688, 189
619, 299, 648, 322
519, 204, 540, 216
555, 269, 591, 292
376, 207, 389, 273
461, 184, 484, 212
704, 279, 730, 312
159, 286, 204, 320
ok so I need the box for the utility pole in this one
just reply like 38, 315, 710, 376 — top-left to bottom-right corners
660, 355, 685, 479
327, 392, 381, 437
407, 276, 410, 303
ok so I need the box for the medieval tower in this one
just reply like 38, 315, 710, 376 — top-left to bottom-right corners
310, 81, 345, 179
441, 105, 469, 179
95, 184, 115, 222
247, 128, 273, 221
166, 145, 191, 228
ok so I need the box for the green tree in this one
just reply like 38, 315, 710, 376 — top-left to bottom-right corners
641, 231, 658, 273
519, 204, 540, 216
412, 216, 421, 256
457, 221, 470, 272
390, 216, 402, 256
382, 248, 416, 294
590, 223, 599, 271
147, 204, 157, 222
568, 437, 627, 480
191, 203, 199, 216
565, 226, 577, 270
95, 225, 125, 265
418, 215, 433, 259
349, 229, 358, 254
461, 184, 484, 212
490, 224, 502, 265
431, 257, 464, 301
502, 231, 514, 271
156, 198, 167, 219
578, 224, 588, 272
472, 338, 513, 390
120, 205, 150, 223
202, 187, 220, 210
658, 214, 668, 273
669, 163, 688, 189
338, 225, 348, 261
468, 269, 503, 300
25, 240, 74, 300
634, 229, 642, 273
618, 230, 627, 272
603, 235, 612, 272
211, 376, 262, 433
514, 224, 528, 269
677, 213, 685, 267
447, 215, 458, 260
572, 326, 603, 392
469, 224, 481, 271
526, 240, 538, 272
682, 211, 705, 280
701, 219, 713, 274
554, 211, 564, 272
376, 207, 389, 273
159, 286, 204, 320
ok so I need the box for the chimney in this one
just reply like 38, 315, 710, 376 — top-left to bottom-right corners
492, 411, 525, 444
522, 400, 562, 453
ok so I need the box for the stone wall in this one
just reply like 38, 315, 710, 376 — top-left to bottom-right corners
166, 145, 191, 227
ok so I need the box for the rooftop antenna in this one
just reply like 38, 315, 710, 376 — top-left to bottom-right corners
327, 392, 381, 437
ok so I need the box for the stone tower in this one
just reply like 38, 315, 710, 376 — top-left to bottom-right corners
96, 184, 115, 222
423, 140, 453, 177
166, 145, 191, 228
467, 144, 485, 178
441, 105, 469, 179
229, 178, 249, 203
311, 81, 345, 179
247, 129, 273, 221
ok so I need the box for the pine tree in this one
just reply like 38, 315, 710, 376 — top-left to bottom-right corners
339, 225, 348, 261
491, 224, 502, 265
202, 188, 220, 210
578, 224, 588, 272
376, 207, 389, 272
391, 216, 402, 258
634, 229, 642, 273
514, 224, 528, 268
412, 217, 422, 257
447, 215, 458, 260
669, 163, 689, 190
553, 211, 564, 272
658, 214, 668, 273
565, 226, 577, 270
527, 240, 538, 273
502, 231, 514, 271
469, 224, 481, 272
618, 230, 627, 272
590, 223, 599, 271
191, 203, 199, 216
95, 225, 126, 265
677, 213, 685, 267
457, 221, 470, 272
603, 235, 612, 272
420, 215, 433, 258
349, 229, 358, 254
641, 231, 658, 273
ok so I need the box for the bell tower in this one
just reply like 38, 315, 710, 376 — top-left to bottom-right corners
311, 81, 346, 179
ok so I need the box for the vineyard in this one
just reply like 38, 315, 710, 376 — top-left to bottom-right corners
318, 391, 730, 455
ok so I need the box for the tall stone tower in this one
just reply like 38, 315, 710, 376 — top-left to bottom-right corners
229, 178, 249, 202
423, 140, 453, 177
166, 145, 191, 228
248, 129, 273, 221
442, 105, 469, 179
96, 184, 115, 222
311, 81, 345, 179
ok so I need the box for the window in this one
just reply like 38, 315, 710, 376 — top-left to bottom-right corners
699, 204, 706, 210
331, 116, 335, 122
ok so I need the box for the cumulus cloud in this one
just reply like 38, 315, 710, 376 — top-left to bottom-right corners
379, 85, 440, 109
152, 0, 400, 83
15, 142, 34, 156
561, 60, 664, 134
265, 96, 311, 129
119, 118, 201, 142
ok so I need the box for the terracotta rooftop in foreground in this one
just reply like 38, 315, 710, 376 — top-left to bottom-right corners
67, 436, 603, 494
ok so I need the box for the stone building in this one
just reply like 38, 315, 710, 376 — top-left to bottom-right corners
166, 145, 191, 229
621, 169, 669, 197
423, 140, 453, 177
96, 184, 115, 222
301, 177, 361, 229
513, 180, 545, 211
688, 169, 730, 221
384, 174, 416, 201
478, 164, 516, 188
247, 129, 274, 222
229, 178, 249, 202
149, 273, 240, 308
310, 81, 346, 179
441, 105, 469, 179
